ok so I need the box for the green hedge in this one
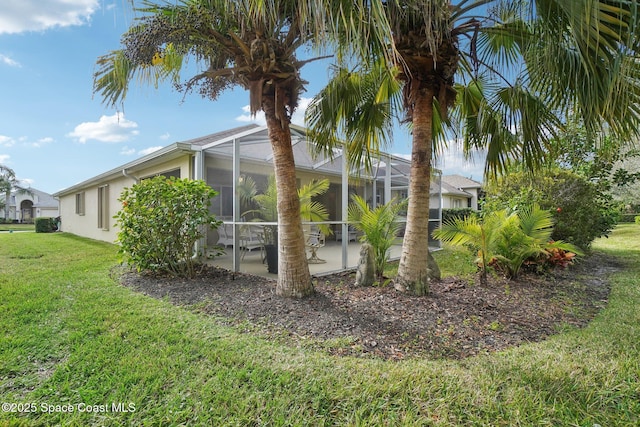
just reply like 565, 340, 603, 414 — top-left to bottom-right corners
619, 213, 640, 223
442, 208, 477, 224
35, 217, 57, 233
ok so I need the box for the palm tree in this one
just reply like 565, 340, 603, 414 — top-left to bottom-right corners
242, 175, 332, 245
93, 0, 389, 297
0, 165, 33, 221
347, 195, 407, 283
307, 0, 640, 295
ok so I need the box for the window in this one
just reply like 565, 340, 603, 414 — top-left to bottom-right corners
161, 169, 181, 179
452, 199, 462, 208
209, 185, 233, 217
97, 185, 109, 230
75, 192, 85, 215
141, 169, 181, 181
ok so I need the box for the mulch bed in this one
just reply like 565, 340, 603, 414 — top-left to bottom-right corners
115, 254, 616, 360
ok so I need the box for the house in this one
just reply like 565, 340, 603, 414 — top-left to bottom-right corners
440, 174, 483, 210
1, 187, 59, 223
54, 124, 442, 271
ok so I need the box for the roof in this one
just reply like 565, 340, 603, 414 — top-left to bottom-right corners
53, 142, 194, 196
440, 181, 472, 197
53, 124, 440, 196
191, 124, 420, 187
442, 174, 482, 189
3, 187, 58, 208
186, 124, 261, 147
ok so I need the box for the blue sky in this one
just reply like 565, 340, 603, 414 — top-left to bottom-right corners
0, 0, 485, 195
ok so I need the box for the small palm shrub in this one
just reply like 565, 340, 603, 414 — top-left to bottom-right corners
115, 176, 221, 278
347, 195, 407, 283
483, 169, 619, 250
433, 204, 582, 284
242, 176, 332, 245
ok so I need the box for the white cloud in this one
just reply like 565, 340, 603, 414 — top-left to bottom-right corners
121, 145, 163, 156
0, 54, 20, 67
159, 132, 171, 141
291, 97, 312, 126
0, 154, 10, 164
68, 113, 139, 143
435, 143, 487, 182
0, 135, 16, 147
393, 143, 487, 182
235, 97, 312, 126
20, 178, 34, 187
138, 146, 163, 156
29, 137, 54, 148
120, 146, 136, 156
0, 0, 98, 34
236, 105, 266, 125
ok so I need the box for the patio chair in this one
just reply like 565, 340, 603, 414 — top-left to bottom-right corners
335, 225, 358, 242
305, 229, 326, 264
240, 224, 265, 260
217, 223, 235, 248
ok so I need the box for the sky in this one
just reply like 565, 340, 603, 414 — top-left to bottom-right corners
0, 0, 486, 195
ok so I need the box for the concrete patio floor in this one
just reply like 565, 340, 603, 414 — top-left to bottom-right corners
209, 240, 404, 278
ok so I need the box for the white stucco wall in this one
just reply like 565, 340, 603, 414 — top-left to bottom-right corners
58, 176, 133, 243
442, 195, 469, 209
58, 156, 192, 243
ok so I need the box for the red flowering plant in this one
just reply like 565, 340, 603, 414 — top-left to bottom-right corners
435, 204, 583, 283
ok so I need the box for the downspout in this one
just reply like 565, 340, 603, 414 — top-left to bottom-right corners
122, 169, 139, 183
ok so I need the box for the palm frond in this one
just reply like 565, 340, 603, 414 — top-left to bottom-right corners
306, 61, 401, 174
525, 0, 640, 141
517, 203, 553, 243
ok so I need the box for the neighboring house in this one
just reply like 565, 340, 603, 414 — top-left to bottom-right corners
1, 187, 59, 222
54, 124, 443, 266
440, 174, 483, 210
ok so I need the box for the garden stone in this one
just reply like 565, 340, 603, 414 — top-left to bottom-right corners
355, 242, 375, 287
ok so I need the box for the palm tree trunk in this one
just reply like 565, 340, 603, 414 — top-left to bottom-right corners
262, 96, 314, 297
395, 86, 441, 295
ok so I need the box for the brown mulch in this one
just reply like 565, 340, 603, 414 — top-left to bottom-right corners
115, 254, 616, 360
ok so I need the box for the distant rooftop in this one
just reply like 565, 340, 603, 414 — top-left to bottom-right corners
442, 174, 482, 189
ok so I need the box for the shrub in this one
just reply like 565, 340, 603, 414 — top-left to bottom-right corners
35, 217, 56, 233
433, 205, 582, 284
442, 208, 476, 224
483, 169, 619, 250
348, 195, 407, 283
115, 176, 221, 278
635, 215, 640, 225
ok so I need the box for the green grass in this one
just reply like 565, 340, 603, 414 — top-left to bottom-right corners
384, 244, 478, 279
0, 223, 34, 232
1, 226, 639, 426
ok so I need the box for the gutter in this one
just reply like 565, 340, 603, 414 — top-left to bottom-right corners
122, 169, 139, 183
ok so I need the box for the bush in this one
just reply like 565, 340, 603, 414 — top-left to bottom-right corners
483, 169, 619, 250
35, 217, 57, 233
635, 215, 640, 225
442, 208, 476, 224
433, 205, 582, 284
115, 176, 221, 278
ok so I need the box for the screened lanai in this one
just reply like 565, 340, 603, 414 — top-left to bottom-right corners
188, 124, 441, 276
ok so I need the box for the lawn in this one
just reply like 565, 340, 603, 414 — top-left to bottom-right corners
0, 223, 34, 232
0, 226, 638, 425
